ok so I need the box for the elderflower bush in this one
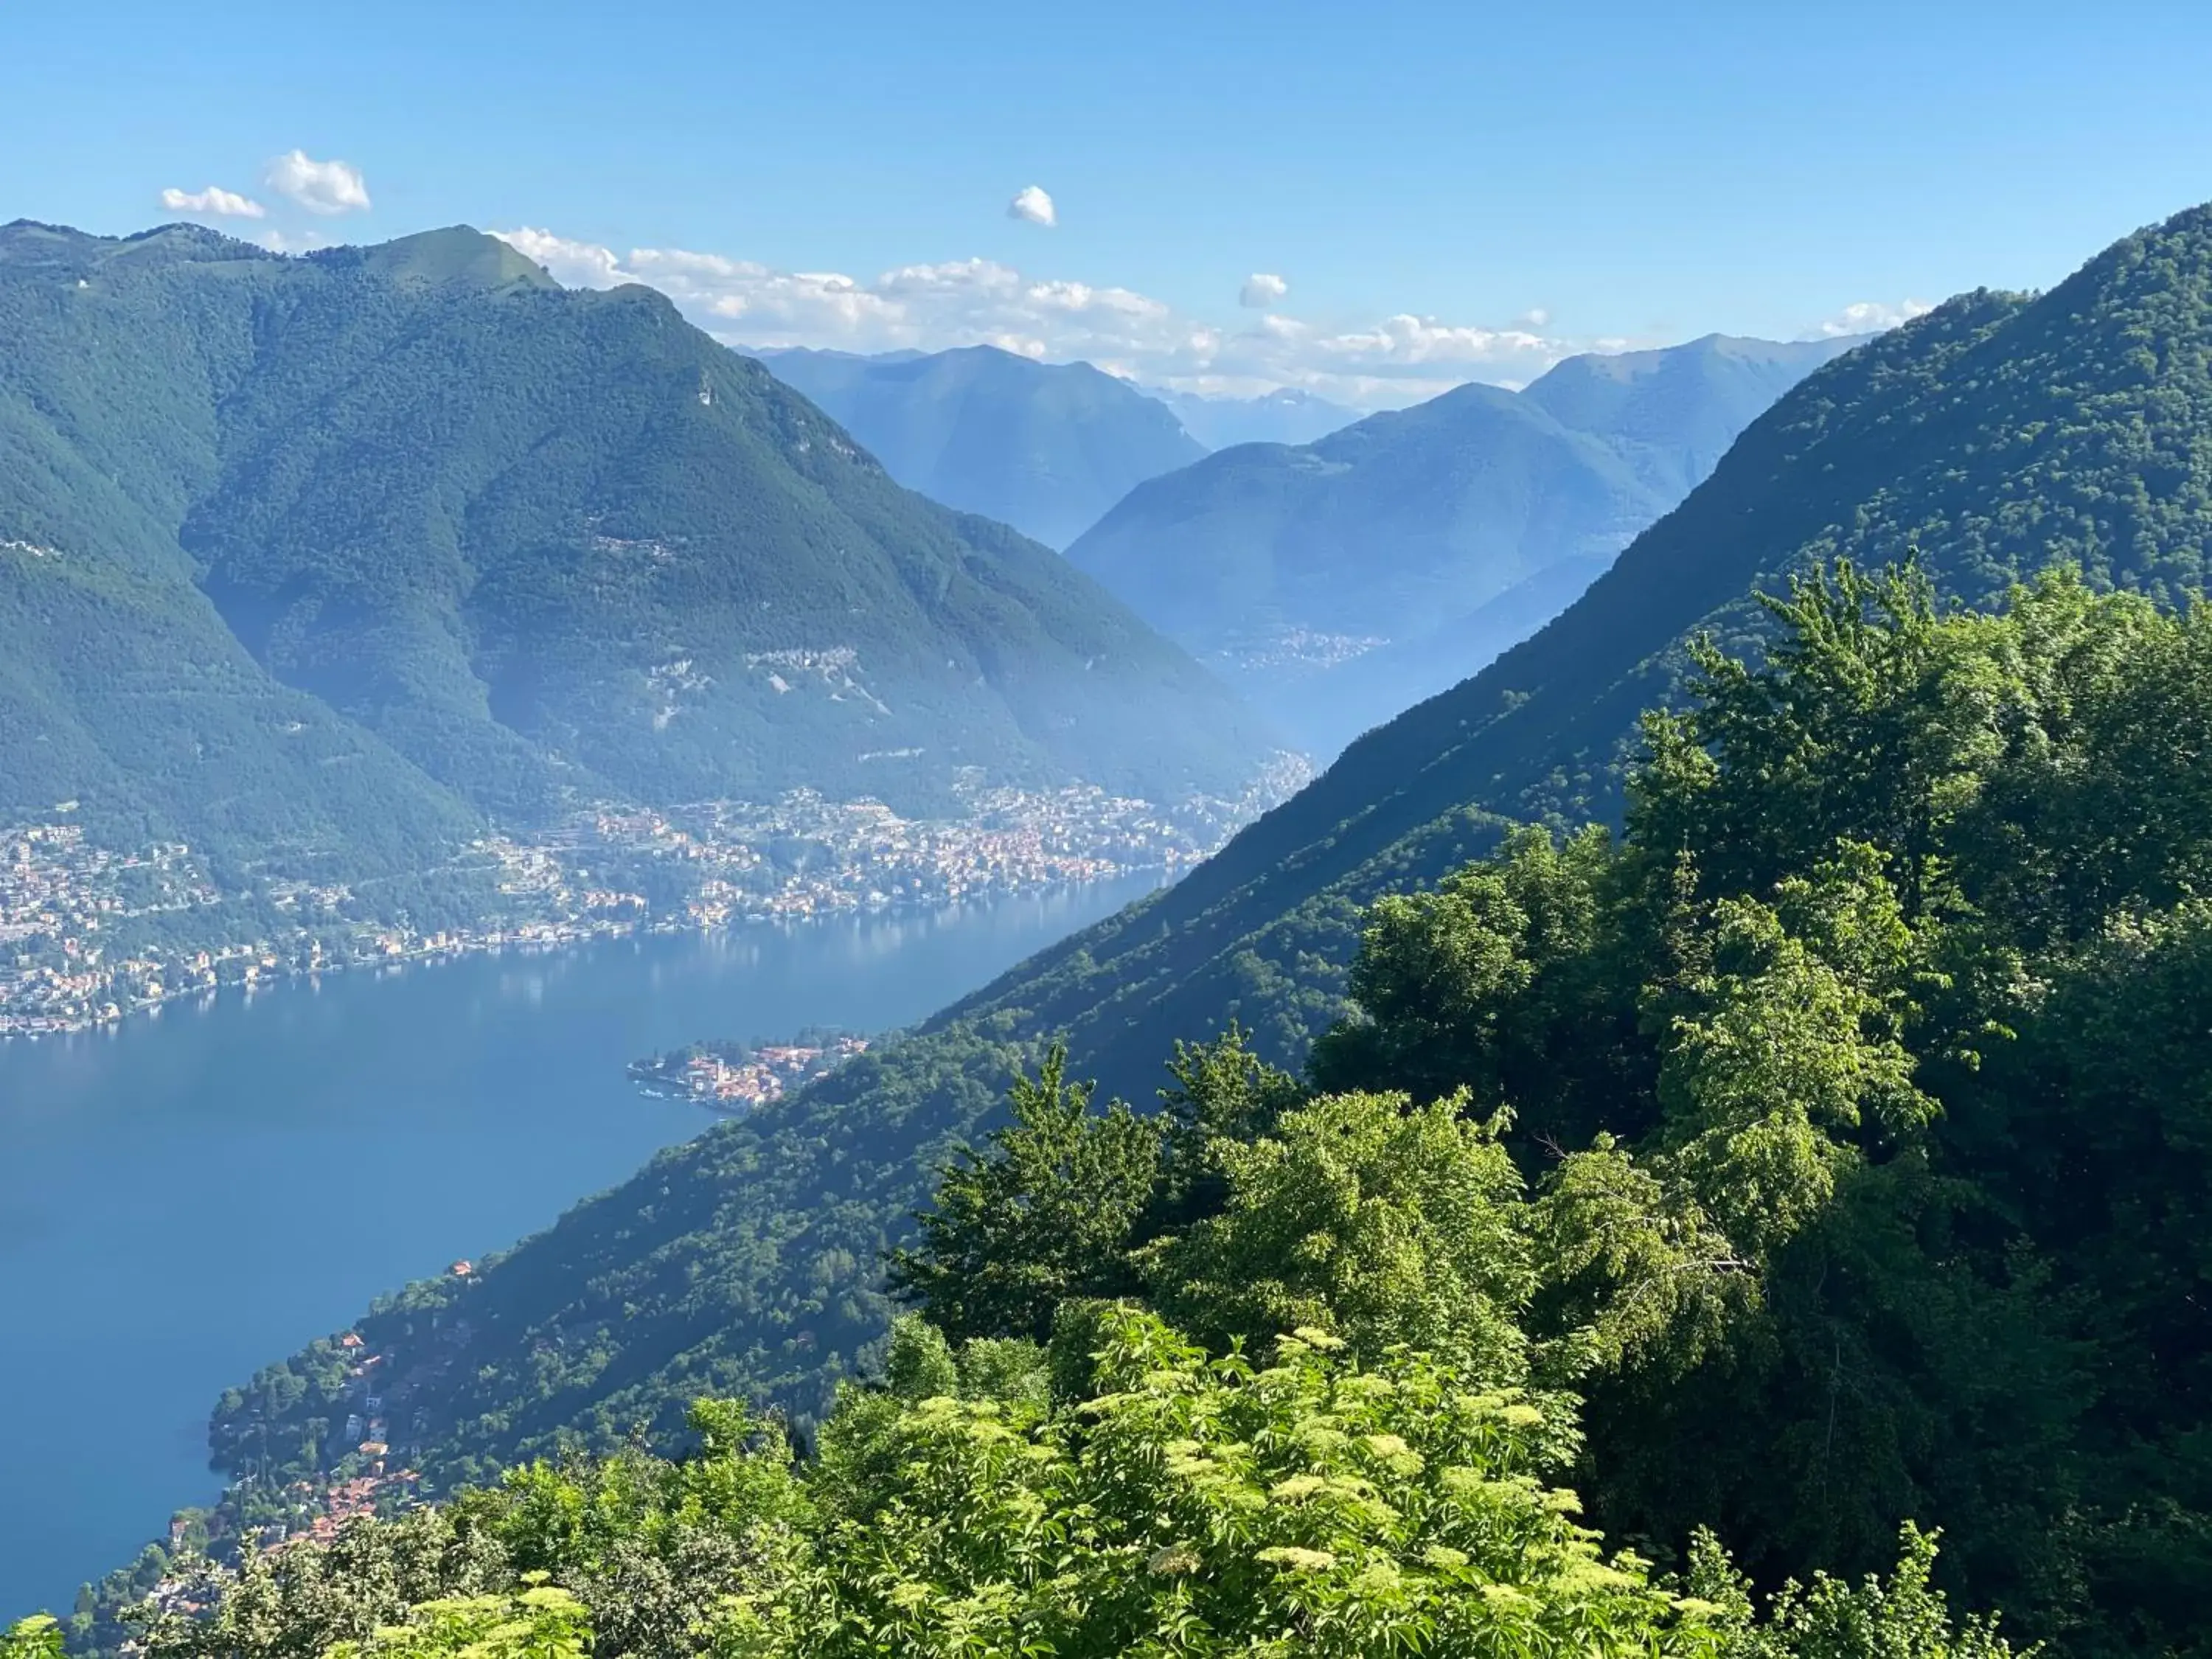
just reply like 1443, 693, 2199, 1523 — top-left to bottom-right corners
783, 1306, 1717, 1658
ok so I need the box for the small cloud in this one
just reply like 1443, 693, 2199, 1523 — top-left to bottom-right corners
160, 185, 265, 219
257, 227, 335, 255
265, 150, 372, 215
1239, 272, 1289, 308
1514, 307, 1551, 328
1007, 185, 1057, 228
493, 226, 628, 288
1809, 297, 1933, 338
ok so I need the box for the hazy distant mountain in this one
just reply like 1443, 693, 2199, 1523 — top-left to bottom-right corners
758, 344, 1206, 548
0, 222, 1277, 890
1518, 332, 1861, 497
1160, 386, 1359, 448
1065, 333, 1857, 754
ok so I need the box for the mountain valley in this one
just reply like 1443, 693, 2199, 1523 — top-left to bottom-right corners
0, 221, 1296, 1031
125, 200, 2212, 1659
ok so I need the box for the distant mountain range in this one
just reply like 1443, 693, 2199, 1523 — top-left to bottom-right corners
757, 345, 1207, 549
1066, 333, 1860, 754
0, 222, 1277, 899
755, 347, 1363, 546
756, 335, 1843, 755
1157, 386, 1360, 449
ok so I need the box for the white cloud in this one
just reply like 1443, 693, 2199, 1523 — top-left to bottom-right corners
495, 226, 631, 288
489, 226, 1593, 410
1313, 313, 1558, 367
256, 227, 336, 254
1514, 307, 1551, 328
1007, 185, 1057, 228
1809, 297, 1933, 338
1240, 272, 1290, 308
159, 185, 265, 219
264, 150, 372, 215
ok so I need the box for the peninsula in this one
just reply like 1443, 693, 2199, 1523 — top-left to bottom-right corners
629, 1026, 872, 1111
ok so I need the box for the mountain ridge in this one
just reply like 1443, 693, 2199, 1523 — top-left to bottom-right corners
1065, 331, 1857, 754
0, 220, 1280, 879
757, 343, 1207, 549
1157, 383, 1360, 448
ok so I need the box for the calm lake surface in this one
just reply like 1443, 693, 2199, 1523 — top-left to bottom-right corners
0, 873, 1161, 1620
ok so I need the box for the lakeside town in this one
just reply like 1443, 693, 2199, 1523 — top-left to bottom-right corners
0, 755, 1311, 1037
133, 1273, 488, 1630
628, 1026, 872, 1110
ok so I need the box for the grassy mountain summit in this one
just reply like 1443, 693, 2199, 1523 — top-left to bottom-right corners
0, 223, 1277, 864
759, 344, 1207, 549
197, 200, 2212, 1655
1064, 333, 1855, 754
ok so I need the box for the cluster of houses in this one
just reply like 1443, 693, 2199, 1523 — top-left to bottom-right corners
670, 1033, 873, 1108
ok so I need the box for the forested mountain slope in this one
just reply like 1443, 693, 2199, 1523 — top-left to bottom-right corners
1065, 334, 1852, 753
0, 222, 489, 879
1517, 330, 1855, 497
759, 344, 1206, 549
195, 204, 2212, 1652
0, 222, 1274, 866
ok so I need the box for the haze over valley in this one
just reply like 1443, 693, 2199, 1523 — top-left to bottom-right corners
7, 8, 2212, 1658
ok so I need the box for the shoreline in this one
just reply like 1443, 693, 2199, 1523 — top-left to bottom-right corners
0, 855, 1175, 1632
4, 757, 1315, 1043
0, 863, 1175, 1042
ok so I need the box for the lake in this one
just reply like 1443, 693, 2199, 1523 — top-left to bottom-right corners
0, 873, 1161, 1621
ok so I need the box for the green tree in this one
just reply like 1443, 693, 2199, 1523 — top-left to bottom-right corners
1147, 1090, 1540, 1384
800, 1306, 1717, 1658
885, 1043, 1165, 1341
0, 1618, 63, 1659
322, 1587, 590, 1659
1686, 1526, 2025, 1659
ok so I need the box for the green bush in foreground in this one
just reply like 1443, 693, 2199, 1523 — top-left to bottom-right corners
133, 1308, 2016, 1659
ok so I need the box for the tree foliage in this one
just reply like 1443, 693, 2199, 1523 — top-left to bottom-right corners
877, 563, 2210, 1654
117, 1311, 2015, 1659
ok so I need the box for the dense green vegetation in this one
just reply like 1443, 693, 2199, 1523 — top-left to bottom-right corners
761, 345, 1206, 550
168, 558, 2212, 1654
68, 1318, 2016, 1658
0, 218, 1273, 879
1065, 333, 1854, 753
884, 563, 2212, 1654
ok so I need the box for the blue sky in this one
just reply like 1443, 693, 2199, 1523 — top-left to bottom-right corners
7, 0, 2208, 404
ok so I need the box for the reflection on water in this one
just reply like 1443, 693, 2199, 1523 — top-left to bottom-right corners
0, 873, 1163, 1619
